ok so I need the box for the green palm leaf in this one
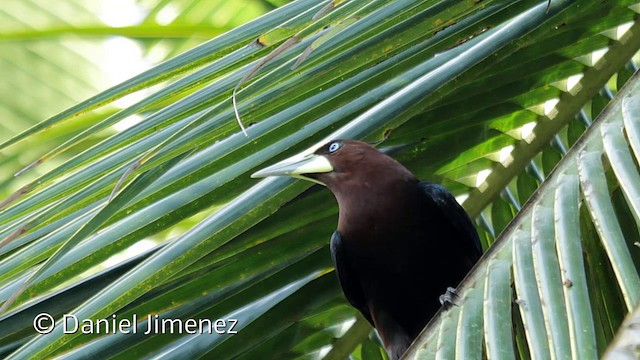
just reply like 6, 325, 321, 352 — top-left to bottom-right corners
1, 0, 639, 358
407, 69, 640, 359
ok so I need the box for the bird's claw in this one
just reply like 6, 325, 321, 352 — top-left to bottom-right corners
439, 287, 459, 306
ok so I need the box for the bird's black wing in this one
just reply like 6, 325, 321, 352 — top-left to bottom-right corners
330, 231, 374, 326
418, 182, 482, 257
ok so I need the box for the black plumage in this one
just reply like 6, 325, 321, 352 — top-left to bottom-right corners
252, 139, 482, 359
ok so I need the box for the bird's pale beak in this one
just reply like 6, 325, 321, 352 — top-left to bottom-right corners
251, 153, 333, 185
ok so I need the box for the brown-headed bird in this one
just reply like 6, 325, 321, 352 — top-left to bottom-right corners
252, 139, 481, 359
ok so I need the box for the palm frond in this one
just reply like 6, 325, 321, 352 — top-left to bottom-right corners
0, 0, 639, 358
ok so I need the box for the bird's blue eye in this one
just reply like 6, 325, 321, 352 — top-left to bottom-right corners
328, 142, 341, 153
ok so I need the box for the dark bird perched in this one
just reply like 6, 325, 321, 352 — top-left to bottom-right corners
252, 139, 482, 359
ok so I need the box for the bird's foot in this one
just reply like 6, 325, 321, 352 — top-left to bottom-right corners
439, 287, 459, 306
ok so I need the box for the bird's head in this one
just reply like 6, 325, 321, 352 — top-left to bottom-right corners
251, 139, 415, 194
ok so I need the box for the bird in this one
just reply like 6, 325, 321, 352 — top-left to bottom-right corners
252, 139, 482, 359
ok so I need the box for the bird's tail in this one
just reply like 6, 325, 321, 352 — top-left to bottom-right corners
385, 333, 411, 360
370, 305, 414, 359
